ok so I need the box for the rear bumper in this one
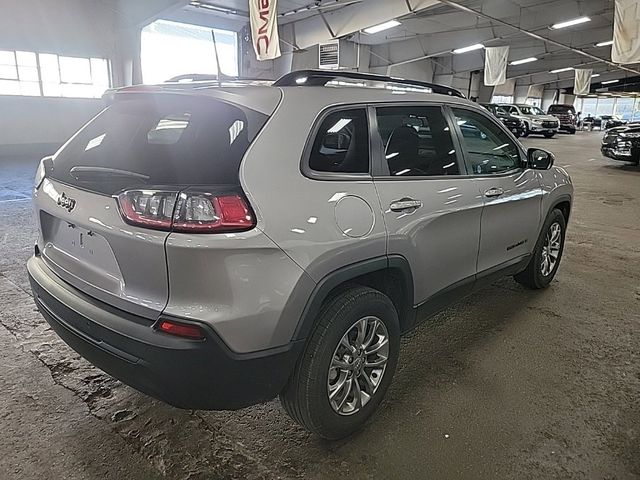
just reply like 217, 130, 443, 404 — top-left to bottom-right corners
28, 255, 303, 410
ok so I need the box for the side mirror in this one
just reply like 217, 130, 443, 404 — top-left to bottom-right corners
527, 148, 555, 170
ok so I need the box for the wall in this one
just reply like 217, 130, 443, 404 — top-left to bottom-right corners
386, 60, 434, 82
0, 96, 103, 157
0, 0, 118, 157
541, 89, 558, 111
514, 85, 529, 103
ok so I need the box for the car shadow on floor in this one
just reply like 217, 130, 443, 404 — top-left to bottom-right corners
601, 163, 640, 173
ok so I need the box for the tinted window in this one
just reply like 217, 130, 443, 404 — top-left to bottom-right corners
376, 106, 460, 177
452, 108, 522, 175
51, 95, 267, 195
308, 109, 369, 173
519, 105, 545, 115
548, 105, 575, 114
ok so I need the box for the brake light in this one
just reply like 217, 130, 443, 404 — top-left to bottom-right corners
116, 189, 255, 233
117, 190, 177, 230
157, 319, 205, 340
173, 193, 254, 233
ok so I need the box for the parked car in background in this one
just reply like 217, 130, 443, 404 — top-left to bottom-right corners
27, 70, 573, 440
601, 122, 640, 165
499, 104, 560, 138
547, 104, 577, 134
600, 115, 627, 130
481, 103, 525, 137
581, 115, 602, 130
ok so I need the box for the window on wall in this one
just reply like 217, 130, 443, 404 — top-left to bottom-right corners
633, 98, 640, 121
0, 49, 110, 98
580, 98, 597, 116
40, 54, 110, 98
141, 20, 238, 84
491, 95, 513, 104
614, 98, 635, 121
0, 50, 40, 96
596, 98, 615, 117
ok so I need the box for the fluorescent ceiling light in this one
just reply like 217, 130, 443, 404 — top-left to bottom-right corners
550, 16, 591, 29
591, 74, 600, 78
363, 20, 400, 34
453, 43, 484, 54
550, 67, 574, 74
602, 79, 619, 85
595, 40, 613, 47
510, 57, 537, 65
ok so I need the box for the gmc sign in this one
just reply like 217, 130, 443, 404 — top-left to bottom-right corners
250, 0, 281, 60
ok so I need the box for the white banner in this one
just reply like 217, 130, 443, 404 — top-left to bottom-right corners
493, 78, 516, 96
484, 46, 509, 86
612, 0, 640, 64
574, 69, 593, 95
250, 0, 281, 61
527, 84, 544, 98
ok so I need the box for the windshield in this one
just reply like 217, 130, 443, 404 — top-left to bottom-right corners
50, 94, 267, 195
519, 106, 545, 115
549, 105, 575, 114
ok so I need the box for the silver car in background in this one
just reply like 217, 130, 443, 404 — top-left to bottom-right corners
500, 103, 560, 138
28, 70, 573, 439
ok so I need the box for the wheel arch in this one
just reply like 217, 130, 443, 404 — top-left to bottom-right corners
549, 195, 572, 223
291, 255, 415, 342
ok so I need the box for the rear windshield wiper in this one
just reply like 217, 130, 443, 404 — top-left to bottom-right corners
69, 166, 151, 182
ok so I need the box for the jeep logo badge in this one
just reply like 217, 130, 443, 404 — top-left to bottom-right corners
57, 192, 76, 212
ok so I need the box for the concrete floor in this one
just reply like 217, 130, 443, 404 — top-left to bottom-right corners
0, 132, 638, 479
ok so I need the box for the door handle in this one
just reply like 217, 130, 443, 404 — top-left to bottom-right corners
390, 198, 423, 212
484, 187, 504, 198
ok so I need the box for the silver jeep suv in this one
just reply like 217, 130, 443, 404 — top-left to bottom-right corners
28, 70, 573, 439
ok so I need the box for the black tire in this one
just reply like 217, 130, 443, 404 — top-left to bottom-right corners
515, 209, 567, 289
280, 285, 400, 440
569, 128, 576, 135
543, 131, 556, 138
522, 122, 530, 137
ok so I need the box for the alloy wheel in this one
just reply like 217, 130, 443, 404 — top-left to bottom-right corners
327, 316, 389, 416
541, 222, 562, 276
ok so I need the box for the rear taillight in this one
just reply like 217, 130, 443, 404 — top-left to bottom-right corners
117, 190, 177, 230
116, 189, 255, 233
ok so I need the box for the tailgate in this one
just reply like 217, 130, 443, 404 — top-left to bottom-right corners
35, 178, 169, 319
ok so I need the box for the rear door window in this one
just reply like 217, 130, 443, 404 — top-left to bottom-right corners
375, 105, 460, 177
307, 108, 369, 174
50, 95, 268, 195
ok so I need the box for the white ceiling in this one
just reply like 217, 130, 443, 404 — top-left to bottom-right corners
172, 0, 640, 90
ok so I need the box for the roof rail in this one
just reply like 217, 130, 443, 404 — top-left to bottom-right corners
166, 73, 273, 84
273, 69, 465, 98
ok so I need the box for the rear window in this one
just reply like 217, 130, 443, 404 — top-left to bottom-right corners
50, 94, 268, 195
